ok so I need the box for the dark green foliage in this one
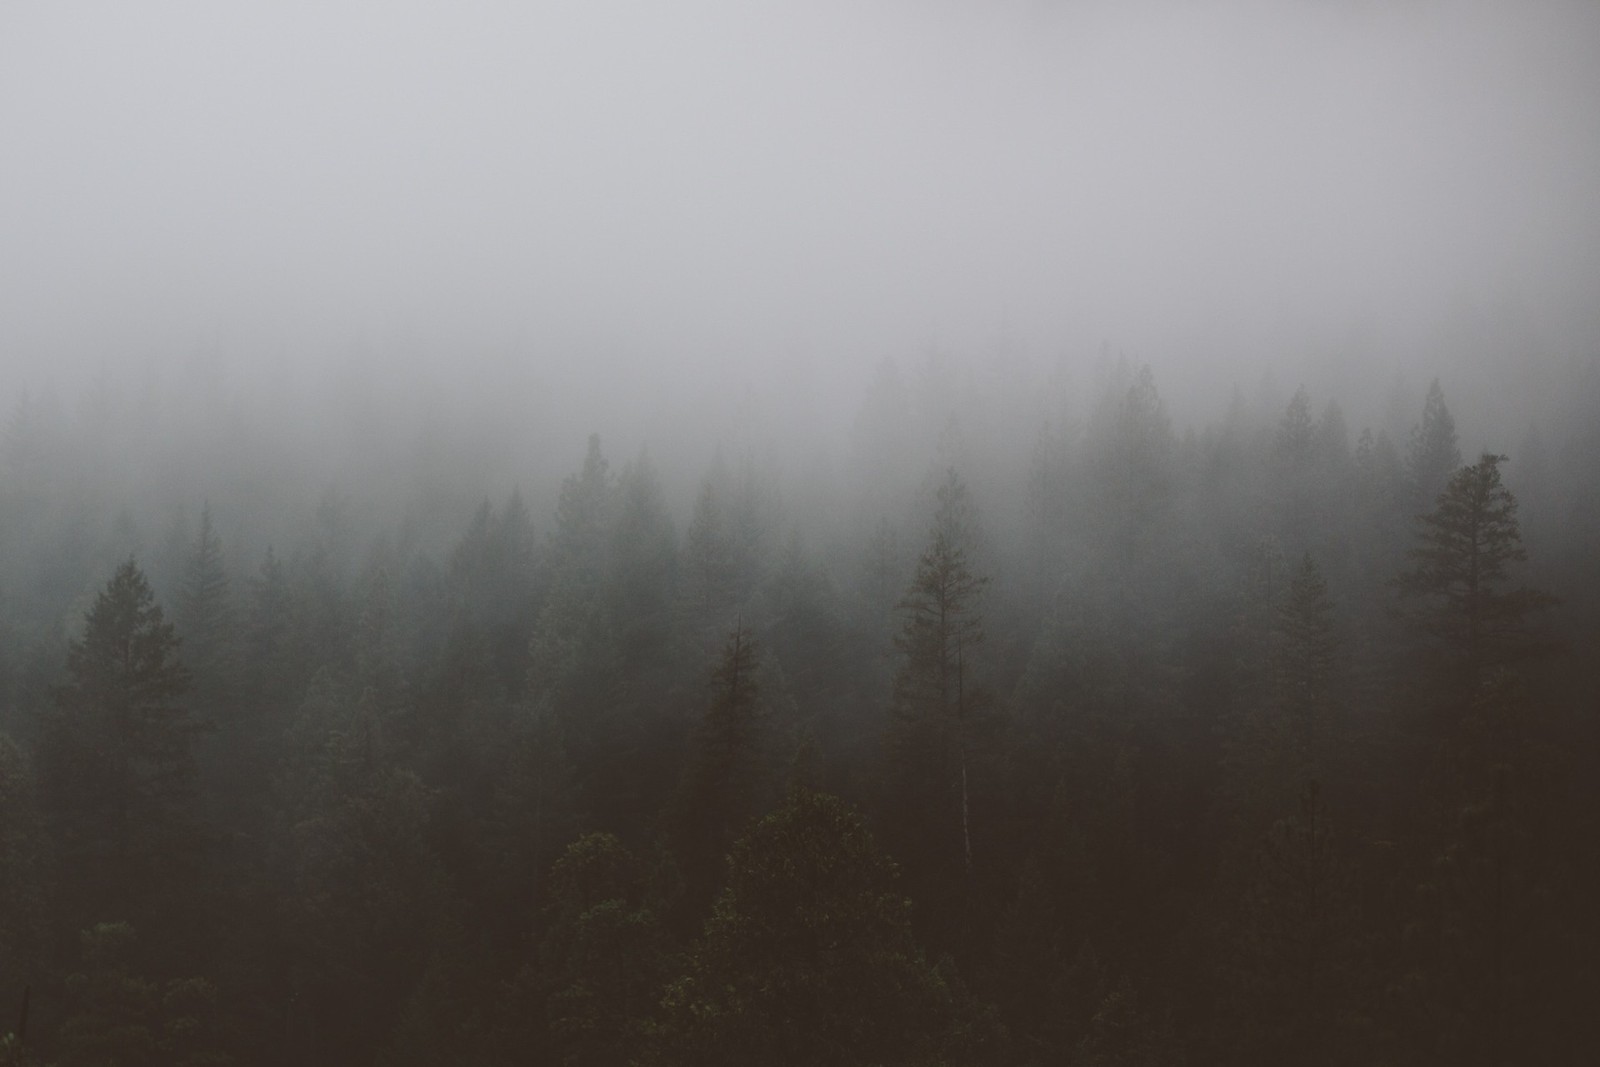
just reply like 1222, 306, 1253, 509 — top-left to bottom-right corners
655, 789, 998, 1066
445, 491, 538, 699
2, 363, 1596, 1066
57, 923, 228, 1067
277, 675, 443, 1065
518, 833, 677, 1067
682, 470, 737, 624
378, 918, 495, 1067
669, 624, 772, 918
1406, 380, 1461, 509
0, 735, 47, 1006
1232, 554, 1339, 826
988, 813, 1100, 1063
879, 469, 1003, 961
241, 546, 296, 705
1395, 454, 1556, 688
38, 560, 201, 927
606, 452, 678, 683
1225, 781, 1366, 1065
175, 504, 235, 697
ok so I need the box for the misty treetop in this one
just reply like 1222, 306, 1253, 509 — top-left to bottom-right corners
0, 359, 1596, 1066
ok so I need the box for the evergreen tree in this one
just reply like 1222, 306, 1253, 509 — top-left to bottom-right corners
528, 435, 615, 712
1227, 781, 1364, 1065
278, 674, 442, 1067
242, 546, 297, 706
175, 503, 235, 696
1275, 387, 1315, 470
0, 735, 47, 1021
524, 832, 677, 1067
670, 623, 772, 918
885, 470, 989, 885
56, 922, 227, 1067
1272, 555, 1338, 782
1406, 379, 1461, 509
1394, 454, 1556, 697
1392, 764, 1560, 1067
681, 465, 736, 627
861, 516, 903, 642
606, 451, 678, 682
38, 560, 200, 927
1087, 361, 1175, 555
655, 789, 997, 1066
445, 491, 539, 699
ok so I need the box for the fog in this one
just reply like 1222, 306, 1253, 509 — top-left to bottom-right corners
3, 6, 1600, 1062
5, 1, 1599, 437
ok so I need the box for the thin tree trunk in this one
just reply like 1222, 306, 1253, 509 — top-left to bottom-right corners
961, 757, 972, 876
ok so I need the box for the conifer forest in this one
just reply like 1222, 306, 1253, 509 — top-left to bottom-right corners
2, 357, 1597, 1066
4, 3, 1600, 1065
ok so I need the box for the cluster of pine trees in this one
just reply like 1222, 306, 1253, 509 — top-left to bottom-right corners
0, 361, 1595, 1065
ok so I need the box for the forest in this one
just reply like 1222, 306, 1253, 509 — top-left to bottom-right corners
0, 351, 1596, 1067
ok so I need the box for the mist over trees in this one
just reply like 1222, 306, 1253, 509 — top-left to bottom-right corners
5, 2, 1600, 1063
0, 351, 1596, 1065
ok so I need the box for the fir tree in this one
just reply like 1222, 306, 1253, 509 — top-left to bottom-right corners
670, 623, 771, 918
885, 470, 989, 885
1406, 379, 1462, 509
1394, 454, 1556, 695
39, 560, 200, 925
175, 503, 234, 695
0, 735, 46, 1017
656, 789, 996, 1066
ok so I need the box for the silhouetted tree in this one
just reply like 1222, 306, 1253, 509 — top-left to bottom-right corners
175, 503, 235, 696
1397, 454, 1554, 668
1406, 380, 1461, 509
38, 560, 201, 927
884, 470, 989, 887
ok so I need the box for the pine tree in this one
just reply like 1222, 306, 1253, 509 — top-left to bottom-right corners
1227, 554, 1340, 853
1406, 379, 1462, 509
607, 450, 678, 678
278, 674, 442, 1066
528, 435, 615, 710
671, 623, 771, 917
242, 546, 295, 705
0, 735, 46, 1016
1394, 454, 1556, 697
1228, 780, 1362, 1065
1088, 361, 1174, 553
57, 922, 227, 1067
527, 832, 676, 1066
39, 560, 200, 924
884, 470, 989, 898
682, 463, 736, 625
656, 789, 996, 1066
1275, 387, 1315, 470
174, 503, 234, 695
1273, 555, 1338, 781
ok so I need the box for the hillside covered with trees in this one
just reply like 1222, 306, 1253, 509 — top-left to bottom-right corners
1, 354, 1597, 1066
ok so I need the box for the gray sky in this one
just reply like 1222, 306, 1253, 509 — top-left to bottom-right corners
3, 0, 1598, 422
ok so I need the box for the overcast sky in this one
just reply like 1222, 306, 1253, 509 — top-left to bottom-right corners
3, 0, 1598, 420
